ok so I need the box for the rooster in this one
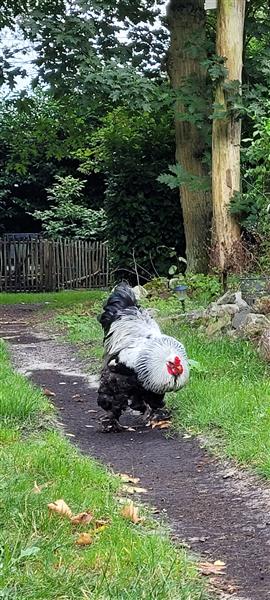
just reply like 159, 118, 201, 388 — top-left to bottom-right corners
97, 282, 189, 431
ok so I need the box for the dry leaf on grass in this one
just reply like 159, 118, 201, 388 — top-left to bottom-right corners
48, 499, 73, 519
43, 388, 56, 397
121, 485, 147, 495
198, 560, 226, 576
121, 501, 143, 524
151, 420, 172, 430
76, 533, 93, 546
71, 511, 94, 525
119, 473, 140, 484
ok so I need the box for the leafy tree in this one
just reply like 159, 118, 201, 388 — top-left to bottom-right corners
0, 92, 105, 231
78, 107, 185, 279
33, 175, 107, 239
230, 99, 270, 271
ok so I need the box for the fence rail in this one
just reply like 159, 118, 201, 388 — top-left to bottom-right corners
0, 238, 109, 292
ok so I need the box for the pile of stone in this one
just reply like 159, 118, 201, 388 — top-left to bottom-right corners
186, 290, 270, 362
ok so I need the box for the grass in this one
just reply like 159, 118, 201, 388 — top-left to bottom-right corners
0, 342, 51, 426
0, 341, 211, 600
0, 289, 106, 308
165, 322, 270, 477
53, 293, 270, 478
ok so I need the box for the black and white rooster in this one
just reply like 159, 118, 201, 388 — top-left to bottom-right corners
97, 282, 189, 431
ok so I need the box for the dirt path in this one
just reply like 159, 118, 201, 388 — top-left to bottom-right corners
1, 304, 270, 600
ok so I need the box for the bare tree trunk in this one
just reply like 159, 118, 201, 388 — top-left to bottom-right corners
167, 0, 212, 273
211, 0, 246, 273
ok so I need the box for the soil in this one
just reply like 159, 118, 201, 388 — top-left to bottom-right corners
1, 303, 270, 600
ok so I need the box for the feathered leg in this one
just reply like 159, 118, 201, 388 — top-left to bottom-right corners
97, 365, 132, 432
142, 390, 171, 424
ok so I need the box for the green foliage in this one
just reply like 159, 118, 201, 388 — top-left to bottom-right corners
230, 93, 270, 270
79, 106, 185, 280
169, 273, 222, 305
158, 163, 210, 193
34, 175, 107, 239
0, 92, 105, 233
1, 0, 167, 92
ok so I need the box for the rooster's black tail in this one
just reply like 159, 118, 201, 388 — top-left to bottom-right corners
98, 282, 139, 334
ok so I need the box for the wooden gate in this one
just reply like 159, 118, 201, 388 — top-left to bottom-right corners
0, 238, 109, 292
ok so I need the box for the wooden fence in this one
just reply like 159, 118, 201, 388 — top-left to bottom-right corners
0, 238, 109, 292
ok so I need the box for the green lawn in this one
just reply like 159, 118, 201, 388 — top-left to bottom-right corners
54, 294, 270, 478
0, 289, 106, 307
0, 340, 210, 600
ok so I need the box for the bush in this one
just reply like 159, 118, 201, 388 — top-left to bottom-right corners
80, 107, 185, 281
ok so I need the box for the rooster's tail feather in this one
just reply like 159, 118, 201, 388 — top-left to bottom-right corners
98, 282, 138, 334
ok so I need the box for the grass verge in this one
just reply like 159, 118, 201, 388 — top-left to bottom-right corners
0, 289, 106, 308
0, 340, 210, 600
55, 295, 270, 478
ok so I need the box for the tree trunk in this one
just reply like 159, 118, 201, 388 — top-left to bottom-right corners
166, 0, 212, 273
211, 0, 246, 273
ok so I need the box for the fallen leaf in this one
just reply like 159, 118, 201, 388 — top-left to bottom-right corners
119, 473, 140, 484
32, 480, 52, 494
48, 499, 73, 519
198, 560, 226, 576
121, 501, 142, 524
76, 533, 93, 546
43, 388, 56, 397
209, 577, 237, 594
72, 394, 82, 401
121, 485, 147, 495
151, 420, 172, 429
71, 511, 94, 525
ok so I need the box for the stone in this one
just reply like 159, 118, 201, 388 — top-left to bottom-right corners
205, 314, 232, 336
233, 312, 270, 337
216, 290, 249, 310
231, 310, 251, 330
216, 291, 237, 305
185, 309, 208, 323
259, 328, 270, 362
208, 302, 239, 317
133, 285, 148, 300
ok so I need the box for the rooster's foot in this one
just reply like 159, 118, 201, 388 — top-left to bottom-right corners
101, 417, 126, 433
147, 407, 171, 424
